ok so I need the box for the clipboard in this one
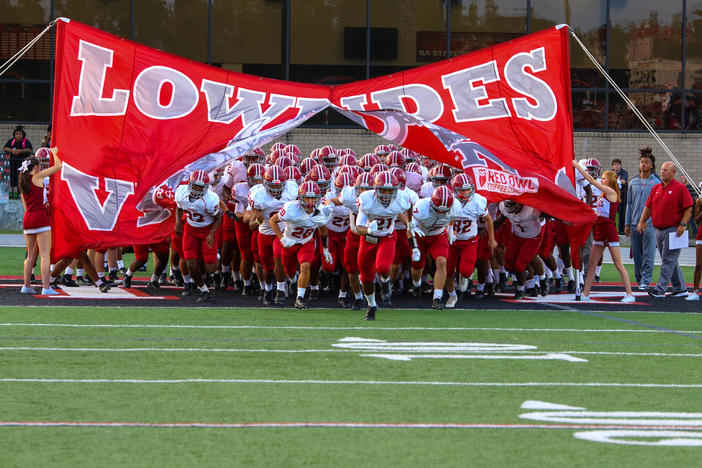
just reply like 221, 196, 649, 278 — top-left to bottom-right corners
669, 230, 689, 250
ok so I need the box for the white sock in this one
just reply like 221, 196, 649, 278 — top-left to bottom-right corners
365, 293, 377, 307
310, 285, 319, 291
199, 285, 208, 292
476, 283, 484, 292
595, 265, 602, 276
77, 269, 84, 277
355, 291, 363, 300
545, 268, 553, 279
297, 287, 306, 298
183, 274, 190, 284
413, 279, 422, 288
338, 291, 347, 298
150, 274, 158, 282
565, 267, 573, 281
433, 289, 443, 300
277, 281, 286, 292
233, 271, 241, 281
222, 265, 231, 273
265, 283, 273, 292
458, 277, 468, 291
448, 290, 457, 298
117, 260, 124, 269
517, 284, 525, 291
125, 269, 134, 277
556, 256, 565, 271
244, 278, 251, 286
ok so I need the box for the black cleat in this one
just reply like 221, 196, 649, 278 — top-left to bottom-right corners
146, 281, 160, 292
108, 270, 118, 282
262, 290, 275, 305
181, 283, 193, 296
431, 298, 445, 310
295, 297, 308, 309
205, 273, 214, 289
567, 280, 575, 294
594, 275, 601, 283
196, 290, 211, 303
309, 289, 320, 301
411, 287, 421, 298
514, 290, 524, 300
170, 270, 184, 287
352, 298, 364, 310
526, 287, 538, 297
98, 281, 111, 293
76, 276, 94, 286
122, 275, 132, 288
364, 306, 376, 321
159, 272, 168, 285
118, 266, 127, 275
497, 273, 507, 293
233, 279, 243, 293
50, 276, 62, 289
242, 284, 253, 296
61, 275, 79, 287
540, 282, 549, 297
474, 289, 485, 300
275, 289, 287, 304
138, 264, 147, 271
554, 277, 563, 292
337, 296, 349, 308
214, 272, 222, 290
220, 273, 232, 290
485, 282, 495, 298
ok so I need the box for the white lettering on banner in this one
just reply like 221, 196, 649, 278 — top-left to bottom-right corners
61, 163, 134, 231
473, 167, 539, 195
504, 48, 557, 121
370, 84, 444, 123
133, 66, 199, 120
442, 60, 511, 122
70, 40, 130, 116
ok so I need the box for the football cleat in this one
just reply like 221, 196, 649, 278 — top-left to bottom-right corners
196, 290, 212, 303
262, 290, 275, 305
352, 298, 364, 310
181, 283, 193, 296
60, 275, 79, 287
485, 283, 495, 298
309, 289, 320, 301
514, 290, 524, 300
170, 270, 184, 286
567, 280, 575, 293
474, 289, 485, 300
122, 275, 132, 288
540, 282, 549, 296
275, 290, 287, 304
554, 277, 563, 292
594, 275, 601, 283
431, 298, 445, 310
295, 297, 308, 309
337, 296, 349, 308
213, 272, 222, 290
364, 306, 377, 321
445, 295, 458, 309
526, 287, 538, 297
242, 284, 253, 296
76, 276, 94, 286
98, 281, 111, 293
146, 281, 160, 292
159, 272, 168, 285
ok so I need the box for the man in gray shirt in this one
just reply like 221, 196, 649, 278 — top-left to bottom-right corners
624, 148, 660, 290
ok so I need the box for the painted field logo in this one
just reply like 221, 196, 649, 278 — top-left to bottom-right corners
519, 400, 702, 446
332, 338, 586, 362
472, 167, 538, 196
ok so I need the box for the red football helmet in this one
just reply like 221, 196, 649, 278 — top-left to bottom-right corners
284, 144, 302, 157
359, 153, 380, 171
334, 172, 354, 191
242, 150, 263, 167
264, 165, 287, 198
307, 164, 332, 193
339, 148, 357, 157
389, 167, 406, 189
275, 155, 295, 170
35, 147, 51, 168
355, 172, 375, 196
385, 151, 406, 169
347, 165, 364, 181
422, 155, 438, 169
247, 163, 265, 187
429, 164, 453, 188
370, 163, 389, 175
399, 148, 417, 164
431, 186, 454, 213
405, 162, 421, 174
318, 146, 338, 170
283, 166, 302, 185
153, 184, 175, 205
270, 149, 285, 163
374, 171, 399, 207
188, 170, 210, 199
503, 200, 522, 214
271, 142, 286, 153
374, 144, 392, 156
211, 166, 225, 184
298, 181, 321, 213
451, 173, 475, 202
264, 154, 276, 165
339, 154, 358, 167
300, 157, 318, 176
287, 152, 301, 166
585, 157, 602, 178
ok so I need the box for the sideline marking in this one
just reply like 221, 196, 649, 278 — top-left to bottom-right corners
362, 353, 587, 362
2, 378, 702, 388
574, 309, 702, 342
0, 421, 699, 430
2, 323, 699, 333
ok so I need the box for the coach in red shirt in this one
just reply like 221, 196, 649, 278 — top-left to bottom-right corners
637, 161, 693, 298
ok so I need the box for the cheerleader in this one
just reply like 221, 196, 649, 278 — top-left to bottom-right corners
19, 148, 62, 295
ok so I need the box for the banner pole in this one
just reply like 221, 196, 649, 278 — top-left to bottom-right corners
569, 28, 700, 198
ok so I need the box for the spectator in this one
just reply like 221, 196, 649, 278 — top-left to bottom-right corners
40, 124, 52, 148
679, 175, 698, 238
624, 148, 660, 290
4, 125, 34, 192
611, 158, 628, 234
637, 161, 693, 298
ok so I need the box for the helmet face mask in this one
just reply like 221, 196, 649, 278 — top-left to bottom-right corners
188, 170, 210, 199
430, 186, 454, 214
451, 173, 475, 203
264, 166, 287, 199
503, 200, 521, 214
585, 158, 601, 178
374, 171, 398, 207
299, 181, 321, 213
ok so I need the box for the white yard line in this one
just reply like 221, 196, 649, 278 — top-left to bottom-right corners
2, 322, 700, 333
1, 378, 701, 388
1, 347, 702, 358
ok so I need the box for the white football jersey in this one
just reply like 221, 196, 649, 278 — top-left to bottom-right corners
499, 202, 542, 239
395, 187, 419, 230
477, 202, 498, 228
323, 192, 351, 233
453, 193, 488, 240
338, 186, 359, 214
405, 171, 423, 192
230, 181, 254, 212
412, 197, 461, 237
175, 184, 221, 228
223, 160, 247, 188
356, 189, 411, 237
420, 181, 434, 199
278, 201, 333, 245
249, 181, 298, 236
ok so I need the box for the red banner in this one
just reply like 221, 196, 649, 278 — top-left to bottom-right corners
50, 19, 594, 259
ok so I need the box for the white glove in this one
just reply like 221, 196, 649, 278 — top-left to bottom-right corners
280, 237, 295, 248
367, 220, 380, 236
448, 228, 457, 245
410, 222, 425, 238
323, 247, 333, 265
411, 247, 421, 262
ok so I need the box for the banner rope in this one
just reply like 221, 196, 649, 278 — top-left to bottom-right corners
569, 28, 700, 197
0, 19, 59, 78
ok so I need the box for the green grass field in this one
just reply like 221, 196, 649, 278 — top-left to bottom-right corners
1, 305, 702, 466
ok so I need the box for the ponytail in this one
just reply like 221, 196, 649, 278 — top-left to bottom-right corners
18, 156, 39, 195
